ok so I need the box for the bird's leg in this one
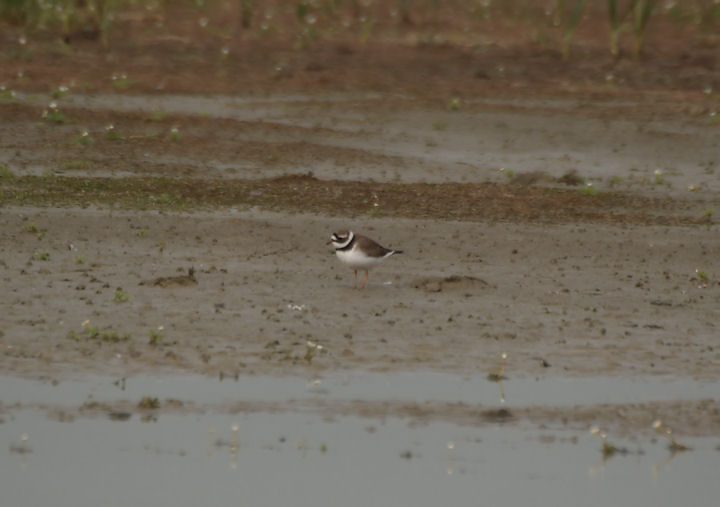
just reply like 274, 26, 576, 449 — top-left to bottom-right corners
360, 270, 369, 289
353, 269, 358, 289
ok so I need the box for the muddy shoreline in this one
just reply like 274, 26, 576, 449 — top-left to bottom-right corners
2, 4, 720, 441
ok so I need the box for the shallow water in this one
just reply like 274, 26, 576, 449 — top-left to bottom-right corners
3, 407, 718, 507
2, 372, 719, 506
2, 371, 718, 407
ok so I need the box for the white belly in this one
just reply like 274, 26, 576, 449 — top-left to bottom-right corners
335, 246, 389, 270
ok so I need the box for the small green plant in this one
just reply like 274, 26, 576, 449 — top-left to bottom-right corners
590, 426, 629, 459
169, 127, 180, 141
366, 203, 383, 216
148, 326, 164, 346
99, 330, 131, 343
111, 73, 131, 90
695, 268, 710, 283
487, 352, 508, 382
653, 419, 690, 453
136, 228, 148, 238
75, 130, 94, 147
150, 107, 166, 121
607, 0, 634, 57
499, 167, 515, 180
447, 97, 461, 111
652, 168, 664, 185
0, 85, 17, 103
113, 288, 130, 303
71, 321, 130, 342
74, 254, 86, 264
138, 397, 160, 409
42, 103, 65, 124
60, 160, 92, 171
33, 250, 50, 261
25, 222, 45, 238
359, 16, 376, 44
432, 121, 448, 131
304, 340, 327, 363
105, 124, 123, 141
580, 182, 599, 196
50, 85, 69, 99
555, 0, 586, 60
703, 208, 714, 224
609, 175, 623, 187
631, 0, 657, 59
0, 163, 15, 180
154, 193, 172, 206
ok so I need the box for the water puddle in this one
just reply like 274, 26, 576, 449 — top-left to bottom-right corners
2, 372, 718, 506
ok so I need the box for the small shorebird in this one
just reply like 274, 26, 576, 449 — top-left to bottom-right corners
328, 230, 403, 289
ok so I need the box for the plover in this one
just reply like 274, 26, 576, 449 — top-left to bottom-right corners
328, 230, 403, 289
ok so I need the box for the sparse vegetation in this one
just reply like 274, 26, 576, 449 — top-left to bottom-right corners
0, 85, 17, 102
75, 130, 94, 147
111, 73, 131, 90
42, 103, 65, 124
447, 97, 461, 111
0, 164, 14, 180
150, 107, 166, 122
580, 182, 599, 196
487, 352, 508, 382
652, 168, 665, 185
432, 121, 448, 131
0, 0, 714, 64
607, 0, 634, 57
50, 85, 69, 99
25, 221, 46, 237
590, 426, 630, 459
113, 287, 130, 303
555, 0, 586, 60
67, 321, 130, 343
33, 249, 50, 260
703, 208, 714, 225
631, 0, 657, 59
105, 124, 123, 141
138, 396, 160, 409
653, 419, 690, 453
0, 173, 709, 225
695, 268, 710, 283
609, 175, 623, 187
148, 326, 164, 346
60, 159, 92, 171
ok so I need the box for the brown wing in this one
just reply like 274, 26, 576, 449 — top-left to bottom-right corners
354, 234, 394, 257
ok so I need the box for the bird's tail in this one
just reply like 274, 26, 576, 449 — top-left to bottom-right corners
393, 250, 404, 255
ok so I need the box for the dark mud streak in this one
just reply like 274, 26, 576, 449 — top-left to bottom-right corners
0, 174, 706, 225
23, 397, 720, 438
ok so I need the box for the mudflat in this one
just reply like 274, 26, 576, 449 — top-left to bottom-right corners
1, 2, 719, 437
